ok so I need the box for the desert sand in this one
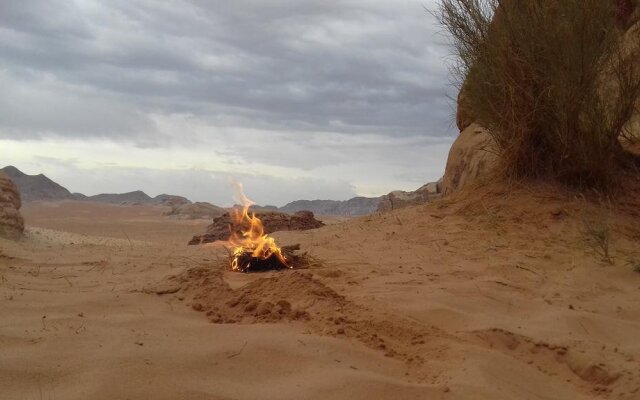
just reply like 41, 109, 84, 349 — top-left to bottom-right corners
1, 188, 640, 400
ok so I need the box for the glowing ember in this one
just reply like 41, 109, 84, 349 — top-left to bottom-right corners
228, 183, 289, 272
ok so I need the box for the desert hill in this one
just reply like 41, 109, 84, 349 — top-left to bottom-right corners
280, 196, 381, 216
1, 166, 193, 207
164, 201, 226, 220
1, 165, 74, 202
3, 165, 400, 215
83, 190, 153, 204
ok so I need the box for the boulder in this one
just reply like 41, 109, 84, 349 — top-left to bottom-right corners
377, 179, 442, 212
441, 124, 497, 195
189, 210, 324, 245
0, 171, 24, 239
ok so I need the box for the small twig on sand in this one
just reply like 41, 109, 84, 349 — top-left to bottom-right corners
578, 320, 590, 335
227, 341, 248, 359
121, 231, 134, 249
515, 264, 539, 275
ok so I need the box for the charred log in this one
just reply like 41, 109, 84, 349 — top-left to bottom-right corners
230, 244, 316, 273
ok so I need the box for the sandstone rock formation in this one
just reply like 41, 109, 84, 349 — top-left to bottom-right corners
189, 210, 325, 245
165, 202, 226, 220
377, 179, 443, 212
441, 124, 497, 195
0, 171, 25, 239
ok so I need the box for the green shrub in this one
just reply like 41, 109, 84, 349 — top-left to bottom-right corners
438, 0, 640, 188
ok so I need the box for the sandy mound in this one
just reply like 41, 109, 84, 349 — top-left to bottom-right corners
0, 171, 24, 239
158, 265, 448, 373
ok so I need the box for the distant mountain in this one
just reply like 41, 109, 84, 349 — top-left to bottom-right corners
81, 190, 152, 204
153, 194, 191, 206
164, 201, 226, 220
72, 192, 88, 200
279, 196, 381, 216
1, 166, 193, 205
79, 192, 192, 205
1, 165, 74, 202
2, 165, 383, 215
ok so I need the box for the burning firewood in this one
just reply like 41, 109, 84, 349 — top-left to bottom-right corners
226, 184, 319, 273
230, 244, 313, 272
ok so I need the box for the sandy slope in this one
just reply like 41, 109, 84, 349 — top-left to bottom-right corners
1, 192, 639, 399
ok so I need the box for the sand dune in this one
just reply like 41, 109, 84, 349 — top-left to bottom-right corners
2, 188, 639, 399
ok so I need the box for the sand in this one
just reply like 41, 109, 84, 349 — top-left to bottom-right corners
1, 190, 639, 399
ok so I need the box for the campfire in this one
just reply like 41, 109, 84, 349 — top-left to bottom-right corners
227, 183, 291, 272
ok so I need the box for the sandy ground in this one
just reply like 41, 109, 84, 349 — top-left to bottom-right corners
1, 190, 640, 400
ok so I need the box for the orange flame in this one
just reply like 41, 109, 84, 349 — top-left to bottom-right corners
228, 182, 288, 271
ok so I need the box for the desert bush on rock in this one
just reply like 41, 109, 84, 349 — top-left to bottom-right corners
438, 0, 640, 188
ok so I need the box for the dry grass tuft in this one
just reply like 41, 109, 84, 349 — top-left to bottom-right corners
628, 258, 640, 273
583, 219, 614, 265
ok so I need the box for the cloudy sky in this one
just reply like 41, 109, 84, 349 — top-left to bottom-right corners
0, 0, 456, 206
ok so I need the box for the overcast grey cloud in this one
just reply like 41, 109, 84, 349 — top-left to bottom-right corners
0, 0, 455, 205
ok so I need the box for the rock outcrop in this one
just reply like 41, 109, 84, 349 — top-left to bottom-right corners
189, 210, 324, 245
441, 124, 497, 195
377, 179, 443, 212
0, 171, 24, 239
165, 202, 226, 220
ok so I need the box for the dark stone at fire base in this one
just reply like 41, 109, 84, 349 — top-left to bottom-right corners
188, 210, 324, 245
233, 253, 289, 273
233, 244, 307, 273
